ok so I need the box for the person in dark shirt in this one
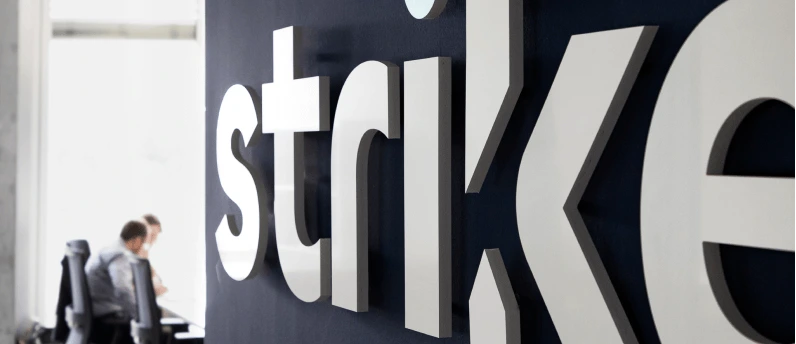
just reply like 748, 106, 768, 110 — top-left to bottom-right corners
84, 220, 148, 344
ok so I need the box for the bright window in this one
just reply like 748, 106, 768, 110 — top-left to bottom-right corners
39, 0, 204, 326
50, 0, 199, 25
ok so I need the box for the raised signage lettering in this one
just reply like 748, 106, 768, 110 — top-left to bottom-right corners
212, 0, 794, 340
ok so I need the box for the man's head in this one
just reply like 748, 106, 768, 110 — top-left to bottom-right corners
142, 214, 162, 245
120, 220, 148, 254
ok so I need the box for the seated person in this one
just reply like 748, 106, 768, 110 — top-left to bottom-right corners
141, 214, 168, 296
84, 220, 148, 344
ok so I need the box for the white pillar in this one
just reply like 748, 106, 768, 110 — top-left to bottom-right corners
0, 0, 21, 338
0, 0, 48, 338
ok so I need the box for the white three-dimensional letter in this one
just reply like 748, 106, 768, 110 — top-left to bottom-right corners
404, 57, 451, 337
469, 249, 519, 344
516, 26, 656, 343
215, 85, 269, 281
331, 61, 400, 311
263, 26, 331, 302
465, 0, 522, 193
642, 0, 794, 342
404, 0, 448, 19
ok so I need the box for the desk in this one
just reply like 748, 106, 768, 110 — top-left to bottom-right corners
158, 295, 206, 329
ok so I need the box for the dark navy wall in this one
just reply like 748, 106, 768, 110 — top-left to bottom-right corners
204, 0, 794, 343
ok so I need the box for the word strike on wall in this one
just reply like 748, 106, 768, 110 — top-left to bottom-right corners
213, 0, 794, 342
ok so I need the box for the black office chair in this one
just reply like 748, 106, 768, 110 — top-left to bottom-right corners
64, 240, 92, 344
130, 257, 162, 344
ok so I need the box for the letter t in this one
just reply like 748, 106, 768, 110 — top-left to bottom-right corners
262, 26, 331, 302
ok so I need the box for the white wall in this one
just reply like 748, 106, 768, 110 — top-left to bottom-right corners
39, 38, 205, 326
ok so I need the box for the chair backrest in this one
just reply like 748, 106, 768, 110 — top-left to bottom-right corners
130, 257, 161, 344
65, 240, 92, 344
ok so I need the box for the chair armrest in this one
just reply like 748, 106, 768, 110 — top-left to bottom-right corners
174, 325, 205, 340
161, 317, 190, 333
65, 306, 90, 330
161, 317, 188, 326
174, 332, 205, 339
130, 320, 156, 343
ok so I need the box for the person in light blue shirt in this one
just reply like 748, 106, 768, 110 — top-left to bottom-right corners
84, 220, 148, 344
141, 213, 168, 296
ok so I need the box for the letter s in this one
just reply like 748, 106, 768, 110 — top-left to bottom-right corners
215, 84, 269, 281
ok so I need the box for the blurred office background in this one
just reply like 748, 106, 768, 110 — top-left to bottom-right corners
1, 0, 206, 336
